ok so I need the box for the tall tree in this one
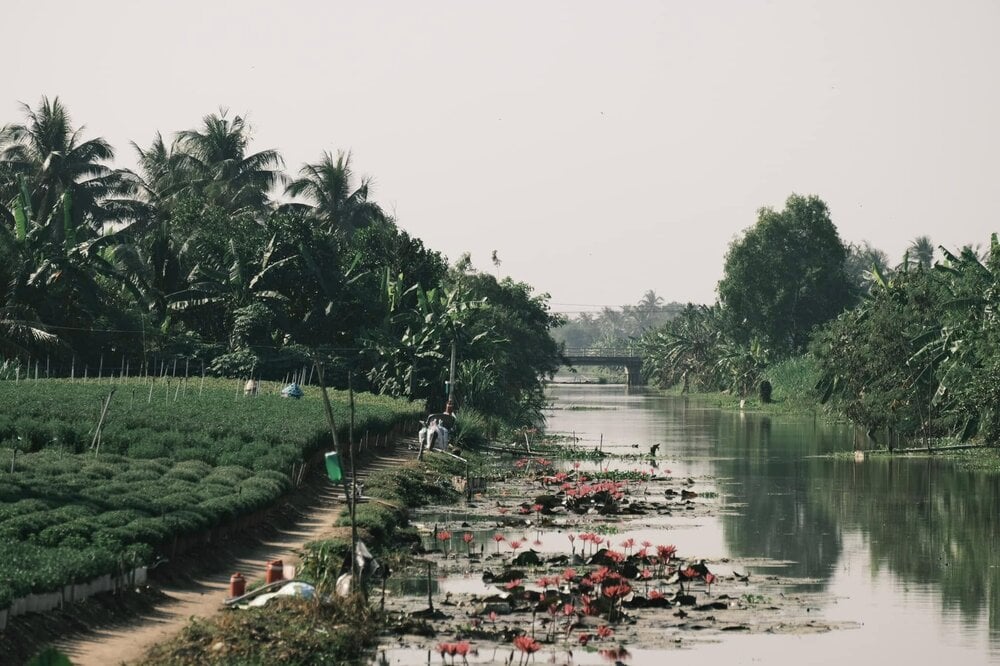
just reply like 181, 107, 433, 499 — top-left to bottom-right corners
0, 98, 147, 357
284, 150, 386, 235
907, 235, 935, 270
717, 194, 851, 354
0, 96, 142, 239
173, 110, 284, 213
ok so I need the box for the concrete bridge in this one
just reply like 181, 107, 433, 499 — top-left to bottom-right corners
563, 348, 644, 386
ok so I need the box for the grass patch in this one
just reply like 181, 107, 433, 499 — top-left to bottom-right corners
143, 596, 379, 665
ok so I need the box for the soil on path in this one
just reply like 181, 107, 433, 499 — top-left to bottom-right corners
55, 441, 414, 666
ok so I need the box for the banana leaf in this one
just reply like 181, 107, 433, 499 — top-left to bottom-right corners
13, 199, 27, 242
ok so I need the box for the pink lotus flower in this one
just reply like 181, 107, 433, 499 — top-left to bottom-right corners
513, 635, 541, 654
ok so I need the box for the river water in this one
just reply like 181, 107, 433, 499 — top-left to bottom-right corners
544, 383, 1000, 664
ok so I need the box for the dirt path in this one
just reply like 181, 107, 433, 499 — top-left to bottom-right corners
56, 441, 414, 666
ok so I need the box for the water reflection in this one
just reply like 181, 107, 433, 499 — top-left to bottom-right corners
545, 384, 1000, 659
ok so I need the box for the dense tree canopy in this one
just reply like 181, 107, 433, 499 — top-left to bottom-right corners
0, 97, 562, 424
717, 194, 851, 354
814, 236, 1000, 445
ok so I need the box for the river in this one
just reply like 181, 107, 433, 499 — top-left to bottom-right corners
545, 383, 1000, 664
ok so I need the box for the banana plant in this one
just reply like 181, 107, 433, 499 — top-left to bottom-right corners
364, 273, 490, 399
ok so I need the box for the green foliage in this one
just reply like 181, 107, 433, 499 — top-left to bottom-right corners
763, 355, 824, 407
812, 235, 1000, 445
0, 379, 419, 607
336, 503, 404, 543
718, 194, 852, 354
641, 304, 769, 397
365, 264, 562, 421
0, 99, 560, 430
449, 408, 497, 447
143, 596, 380, 665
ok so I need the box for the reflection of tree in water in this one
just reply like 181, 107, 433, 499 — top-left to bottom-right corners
714, 412, 843, 587
813, 457, 1000, 637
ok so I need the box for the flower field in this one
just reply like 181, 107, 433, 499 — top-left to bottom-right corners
0, 378, 420, 610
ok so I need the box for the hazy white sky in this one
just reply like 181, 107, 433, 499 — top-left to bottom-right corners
7, 0, 1000, 311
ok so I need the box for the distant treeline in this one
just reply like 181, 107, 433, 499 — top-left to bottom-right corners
551, 290, 685, 351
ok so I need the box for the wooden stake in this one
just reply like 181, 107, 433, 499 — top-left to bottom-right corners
426, 562, 434, 611
91, 390, 116, 454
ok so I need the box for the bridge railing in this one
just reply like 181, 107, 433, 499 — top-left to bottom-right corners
563, 348, 641, 358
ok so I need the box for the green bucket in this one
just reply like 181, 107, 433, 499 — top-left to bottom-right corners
324, 451, 343, 482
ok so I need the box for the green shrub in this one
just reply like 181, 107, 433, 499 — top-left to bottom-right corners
0, 379, 420, 604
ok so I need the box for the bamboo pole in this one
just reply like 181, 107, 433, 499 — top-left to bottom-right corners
348, 370, 361, 597
315, 360, 357, 591
91, 390, 116, 454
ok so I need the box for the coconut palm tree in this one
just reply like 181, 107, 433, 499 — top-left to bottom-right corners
631, 289, 665, 331
907, 235, 935, 270
0, 96, 143, 240
173, 109, 285, 213
284, 150, 386, 235
0, 98, 150, 354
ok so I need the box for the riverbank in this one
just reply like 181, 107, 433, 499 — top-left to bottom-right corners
140, 446, 467, 665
